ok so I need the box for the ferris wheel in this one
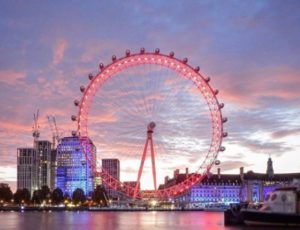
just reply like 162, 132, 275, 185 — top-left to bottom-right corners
72, 48, 227, 199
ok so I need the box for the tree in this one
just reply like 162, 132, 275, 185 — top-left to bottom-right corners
72, 188, 86, 204
40, 185, 51, 201
14, 188, 31, 204
52, 188, 64, 205
32, 189, 42, 204
0, 185, 13, 202
92, 185, 108, 206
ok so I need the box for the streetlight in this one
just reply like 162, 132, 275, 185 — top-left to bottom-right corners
150, 200, 157, 207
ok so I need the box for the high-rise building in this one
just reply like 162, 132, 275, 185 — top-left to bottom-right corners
102, 159, 120, 199
17, 148, 39, 195
56, 136, 96, 196
36, 140, 52, 188
102, 159, 120, 180
50, 149, 57, 190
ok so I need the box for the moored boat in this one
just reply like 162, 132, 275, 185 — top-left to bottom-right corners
242, 179, 300, 226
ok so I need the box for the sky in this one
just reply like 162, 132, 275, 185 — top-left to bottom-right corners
1, 0, 300, 191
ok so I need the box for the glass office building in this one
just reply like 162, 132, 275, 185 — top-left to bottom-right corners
56, 136, 96, 196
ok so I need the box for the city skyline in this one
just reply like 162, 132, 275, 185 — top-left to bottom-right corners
1, 1, 300, 191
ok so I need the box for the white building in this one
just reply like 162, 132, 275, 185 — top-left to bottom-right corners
17, 148, 39, 195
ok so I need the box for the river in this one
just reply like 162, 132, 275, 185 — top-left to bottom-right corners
0, 211, 296, 230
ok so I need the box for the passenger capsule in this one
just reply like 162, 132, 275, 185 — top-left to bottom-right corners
182, 58, 188, 64
204, 77, 210, 83
222, 117, 228, 123
214, 89, 219, 95
99, 63, 104, 70
215, 160, 221, 165
80, 86, 85, 93
140, 47, 145, 54
74, 100, 79, 106
219, 146, 226, 151
219, 103, 224, 109
88, 73, 93, 80
169, 51, 175, 57
222, 132, 228, 137
71, 131, 77, 136
71, 115, 77, 121
125, 49, 130, 56
112, 55, 117, 62
155, 48, 160, 54
194, 66, 200, 72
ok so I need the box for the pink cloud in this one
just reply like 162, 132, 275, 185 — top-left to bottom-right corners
53, 38, 68, 65
88, 112, 118, 124
0, 70, 27, 86
79, 40, 128, 63
272, 128, 300, 139
0, 120, 30, 134
214, 66, 300, 108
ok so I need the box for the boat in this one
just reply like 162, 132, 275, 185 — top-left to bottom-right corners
225, 179, 300, 226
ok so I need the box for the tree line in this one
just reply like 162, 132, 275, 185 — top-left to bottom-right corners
0, 185, 108, 206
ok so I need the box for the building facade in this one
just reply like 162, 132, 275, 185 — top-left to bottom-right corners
102, 159, 120, 199
56, 136, 96, 196
160, 158, 300, 207
17, 148, 39, 195
36, 140, 52, 189
50, 149, 57, 190
241, 171, 300, 202
190, 174, 242, 206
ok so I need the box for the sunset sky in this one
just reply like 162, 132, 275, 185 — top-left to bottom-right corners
1, 0, 300, 191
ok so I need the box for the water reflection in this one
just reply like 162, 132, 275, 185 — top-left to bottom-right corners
0, 211, 298, 230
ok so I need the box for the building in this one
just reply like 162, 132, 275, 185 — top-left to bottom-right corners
102, 159, 120, 199
241, 171, 300, 203
50, 149, 57, 190
56, 136, 96, 196
159, 158, 300, 207
266, 157, 274, 177
17, 148, 39, 195
189, 169, 242, 206
102, 159, 120, 180
36, 140, 52, 189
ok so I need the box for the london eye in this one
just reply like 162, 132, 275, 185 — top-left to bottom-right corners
72, 48, 227, 199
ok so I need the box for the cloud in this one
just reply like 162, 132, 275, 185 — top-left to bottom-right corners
0, 166, 17, 192
0, 119, 30, 134
0, 70, 26, 86
212, 160, 253, 173
237, 138, 292, 156
79, 40, 128, 64
272, 128, 300, 139
215, 66, 300, 109
53, 38, 68, 65
1, 0, 300, 190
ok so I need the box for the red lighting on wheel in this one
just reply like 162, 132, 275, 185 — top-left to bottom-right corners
74, 49, 226, 199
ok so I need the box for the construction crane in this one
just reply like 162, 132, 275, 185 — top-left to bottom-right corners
32, 109, 40, 147
47, 115, 61, 149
